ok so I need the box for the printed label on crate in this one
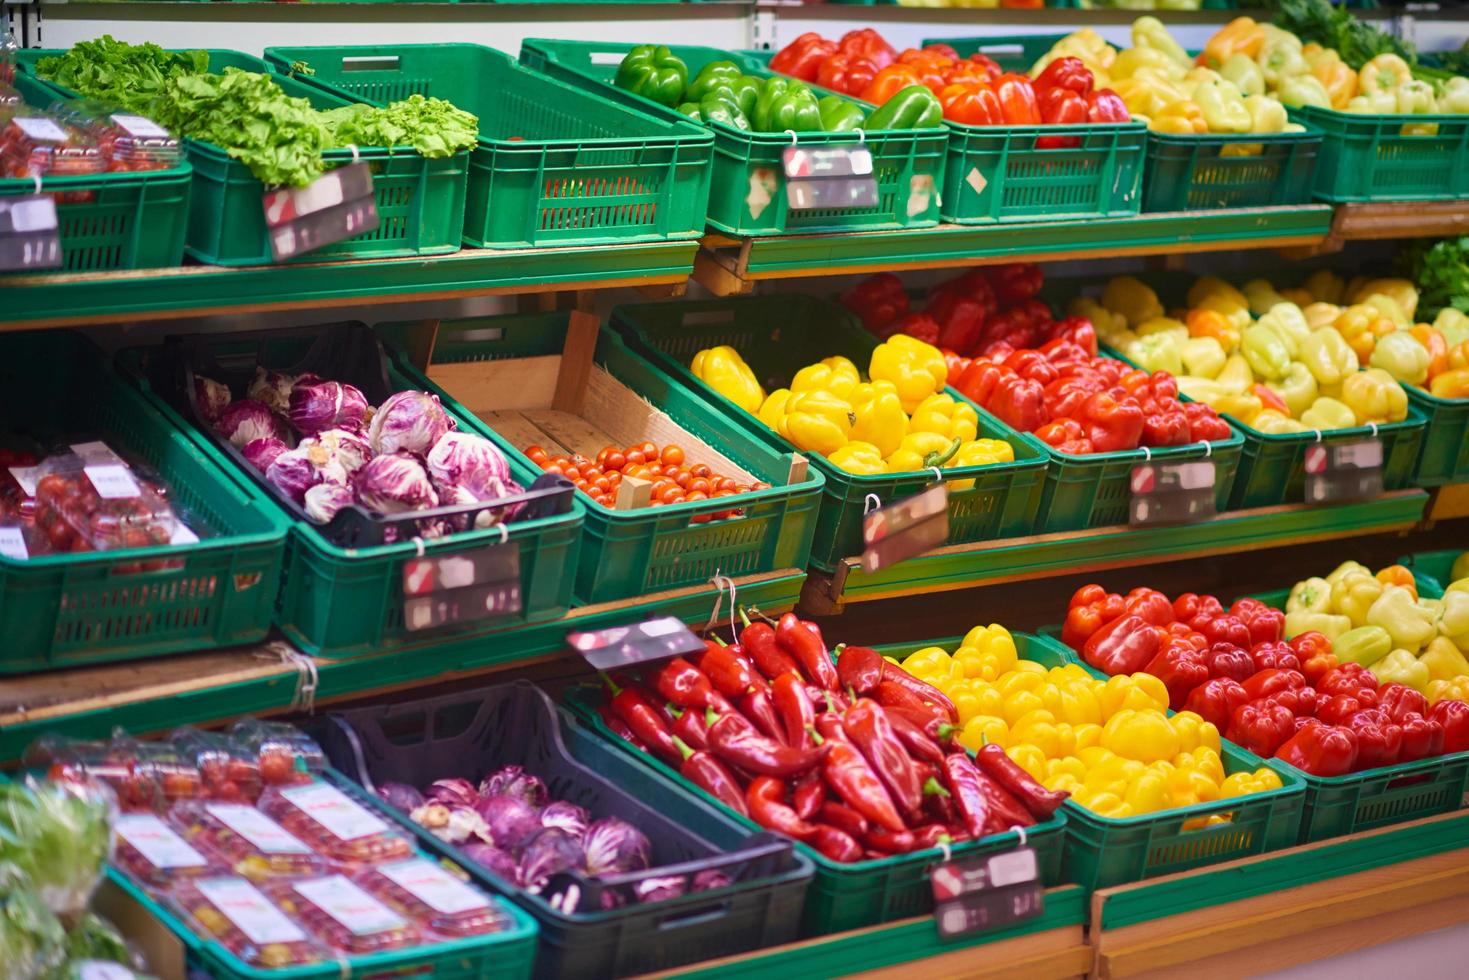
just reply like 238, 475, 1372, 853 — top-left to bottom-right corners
14, 117, 69, 142
197, 877, 309, 946
262, 161, 379, 262
7, 466, 38, 496
783, 145, 878, 211
293, 875, 407, 936
930, 846, 1043, 940
0, 195, 61, 271
0, 526, 28, 560
378, 858, 490, 915
567, 615, 707, 670
861, 482, 949, 573
402, 539, 521, 632
1130, 460, 1216, 526
110, 114, 170, 139
205, 803, 313, 855
279, 783, 388, 841
1304, 438, 1383, 503
70, 441, 121, 463
84, 463, 142, 500
116, 813, 209, 869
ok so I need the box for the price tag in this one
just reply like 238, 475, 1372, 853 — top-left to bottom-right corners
1130, 459, 1217, 526
205, 803, 313, 855
170, 523, 200, 545
196, 877, 308, 946
0, 526, 29, 560
110, 113, 170, 138
567, 615, 706, 670
293, 875, 407, 936
861, 482, 949, 573
402, 540, 521, 632
931, 846, 1044, 941
1305, 438, 1383, 503
84, 463, 142, 499
116, 813, 209, 870
379, 858, 491, 915
262, 161, 379, 262
70, 441, 122, 463
782, 144, 878, 211
279, 783, 388, 841
0, 195, 61, 271
14, 117, 68, 142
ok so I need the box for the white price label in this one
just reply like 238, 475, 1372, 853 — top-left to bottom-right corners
7, 466, 39, 496
70, 441, 121, 463
14, 117, 69, 142
84, 463, 142, 499
0, 527, 28, 560
379, 859, 491, 915
117, 813, 208, 869
293, 875, 407, 936
110, 113, 170, 138
280, 783, 388, 841
205, 804, 313, 855
8, 197, 57, 234
197, 878, 308, 946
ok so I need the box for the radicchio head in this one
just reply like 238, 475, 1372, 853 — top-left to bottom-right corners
288, 380, 369, 436
248, 368, 321, 416
194, 376, 232, 424
217, 400, 288, 450
475, 794, 542, 852
265, 448, 324, 504
303, 482, 354, 524
478, 765, 548, 810
369, 390, 453, 456
582, 818, 651, 877
539, 801, 590, 839
242, 437, 289, 474
377, 783, 424, 813
518, 828, 586, 894
461, 843, 521, 887
354, 451, 438, 515
425, 778, 478, 808
298, 428, 373, 482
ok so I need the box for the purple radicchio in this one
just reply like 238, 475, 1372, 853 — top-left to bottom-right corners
354, 451, 438, 515
425, 432, 513, 501
479, 766, 549, 810
634, 876, 686, 903
242, 437, 290, 474
539, 801, 590, 839
518, 828, 586, 894
303, 482, 355, 524
266, 447, 329, 504
288, 380, 369, 437
475, 794, 542, 852
377, 783, 425, 813
461, 843, 521, 887
582, 818, 651, 877
217, 399, 289, 449
298, 428, 373, 482
194, 376, 232, 424
425, 778, 479, 808
249, 367, 319, 417
369, 390, 454, 456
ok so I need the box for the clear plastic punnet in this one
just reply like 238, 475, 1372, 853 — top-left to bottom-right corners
267, 873, 424, 956
228, 719, 326, 787
259, 783, 415, 867
49, 99, 181, 171
0, 109, 104, 180
32, 445, 181, 554
171, 800, 331, 882
170, 876, 324, 970
113, 811, 226, 891
356, 857, 517, 938
171, 728, 264, 804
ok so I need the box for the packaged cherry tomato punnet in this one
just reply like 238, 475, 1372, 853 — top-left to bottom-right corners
113, 811, 227, 891
32, 443, 189, 554
229, 718, 326, 785
172, 728, 264, 803
258, 782, 415, 867
267, 873, 425, 955
171, 799, 332, 881
25, 734, 168, 813
47, 99, 181, 172
356, 858, 516, 938
0, 108, 104, 181
170, 876, 324, 970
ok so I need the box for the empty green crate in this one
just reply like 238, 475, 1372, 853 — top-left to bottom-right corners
20, 48, 469, 266
1142, 129, 1322, 212
0, 333, 288, 674
1407, 386, 1469, 486
521, 39, 946, 236
379, 313, 825, 603
0, 70, 190, 272
611, 294, 1048, 570
1398, 550, 1462, 594
564, 632, 1069, 936
263, 43, 711, 248
1293, 105, 1469, 202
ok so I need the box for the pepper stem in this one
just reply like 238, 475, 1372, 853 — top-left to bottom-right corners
666, 703, 684, 719
923, 437, 962, 469
936, 723, 958, 740
807, 725, 824, 746
739, 608, 753, 629
598, 672, 623, 697
671, 736, 695, 762
923, 776, 952, 798
705, 706, 720, 727
711, 634, 728, 647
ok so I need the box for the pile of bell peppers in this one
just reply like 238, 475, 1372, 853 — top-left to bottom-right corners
769, 29, 1129, 129
1081, 272, 1420, 433
1285, 561, 1469, 695
1061, 584, 1469, 777
613, 45, 933, 133
898, 625, 1283, 820
596, 612, 1060, 862
689, 336, 1015, 476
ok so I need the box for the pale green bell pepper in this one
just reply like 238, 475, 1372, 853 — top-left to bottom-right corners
1366, 585, 1438, 653
1299, 328, 1359, 386
1334, 625, 1393, 667
1266, 362, 1319, 418
1241, 323, 1292, 380
1299, 396, 1358, 431
1369, 331, 1431, 385
1286, 576, 1332, 613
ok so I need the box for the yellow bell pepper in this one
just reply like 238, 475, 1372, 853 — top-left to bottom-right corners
1358, 54, 1413, 96
775, 389, 853, 456
1277, 75, 1332, 110
1102, 276, 1164, 327
790, 355, 859, 400
1132, 16, 1192, 70
1334, 304, 1396, 361
1113, 46, 1186, 82
1266, 362, 1319, 417
1151, 99, 1209, 134
827, 441, 886, 475
1299, 327, 1360, 386
1303, 302, 1343, 330
956, 624, 1018, 678
1242, 278, 1289, 316
1102, 709, 1179, 763
1373, 649, 1431, 692
869, 335, 946, 413
1341, 368, 1408, 424
1428, 676, 1469, 705
692, 345, 764, 413
959, 715, 1010, 753
1170, 711, 1221, 754
1243, 94, 1288, 133
1170, 763, 1221, 808
848, 384, 908, 458
1435, 308, 1469, 348
1369, 331, 1432, 386
757, 388, 791, 430
1308, 48, 1358, 108
1366, 585, 1438, 652
1199, 17, 1266, 70
1220, 53, 1265, 97
1007, 742, 1049, 781
1420, 636, 1469, 682
1285, 609, 1352, 642
1187, 276, 1250, 310
1331, 571, 1384, 627
1350, 279, 1419, 321
1299, 396, 1357, 431
1124, 769, 1173, 815
884, 430, 960, 474
1069, 297, 1131, 346
908, 392, 977, 441
1181, 336, 1228, 378
944, 439, 1015, 490
1346, 91, 1398, 114
1071, 788, 1132, 819
1218, 767, 1282, 799
1176, 745, 1225, 784
1258, 302, 1312, 355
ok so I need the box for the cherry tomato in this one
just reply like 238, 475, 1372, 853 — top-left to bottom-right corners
659, 485, 685, 504
638, 441, 657, 458
685, 490, 709, 503
625, 450, 646, 467
660, 445, 685, 466
604, 451, 627, 472
690, 463, 712, 479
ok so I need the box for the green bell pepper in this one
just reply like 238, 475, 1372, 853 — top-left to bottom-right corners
863, 85, 943, 130
751, 77, 823, 132
700, 93, 751, 131
614, 45, 689, 108
1299, 327, 1359, 386
687, 63, 760, 117
1299, 396, 1357, 431
1241, 323, 1291, 380
1277, 75, 1333, 110
1219, 54, 1264, 97
675, 102, 702, 121
1334, 625, 1392, 667
817, 95, 866, 132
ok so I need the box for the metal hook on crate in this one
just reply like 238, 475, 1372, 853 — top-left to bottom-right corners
495, 523, 509, 545
1140, 446, 1152, 461
347, 143, 361, 163
930, 466, 944, 485
31, 174, 41, 194
1369, 422, 1379, 438
785, 129, 799, 145
1313, 429, 1324, 443
1012, 824, 1029, 847
412, 536, 427, 558
938, 840, 952, 864
1200, 439, 1213, 458
854, 127, 866, 144
863, 492, 881, 515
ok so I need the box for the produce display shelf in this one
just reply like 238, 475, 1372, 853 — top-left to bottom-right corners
694, 206, 1335, 293
644, 885, 1088, 979
0, 240, 697, 329
1090, 811, 1469, 978
800, 491, 1429, 612
0, 568, 805, 763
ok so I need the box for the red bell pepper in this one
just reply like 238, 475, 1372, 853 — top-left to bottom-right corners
939, 82, 1002, 126
1344, 710, 1402, 769
1275, 721, 1358, 776
1429, 699, 1469, 752
990, 73, 1040, 123
1052, 317, 1099, 356
1003, 349, 1061, 386
1085, 88, 1130, 123
770, 33, 839, 82
1184, 401, 1232, 442
922, 42, 961, 61
988, 376, 1048, 433
946, 59, 999, 87
978, 309, 1043, 352
1249, 641, 1300, 674
894, 49, 952, 95
841, 272, 909, 336
1184, 677, 1249, 730
817, 53, 881, 97
1162, 621, 1209, 652
1036, 87, 1087, 149
1035, 418, 1093, 455
1144, 645, 1209, 710
1034, 57, 1094, 97
862, 64, 924, 104
955, 359, 1005, 407
1230, 598, 1286, 645
1061, 584, 1126, 650
891, 312, 942, 346
1316, 694, 1367, 726
1042, 376, 1095, 420
1376, 683, 1428, 723
1175, 592, 1224, 629
1241, 668, 1306, 704
1397, 713, 1445, 762
1227, 699, 1296, 757
1124, 587, 1175, 626
1082, 614, 1161, 676
1142, 407, 1191, 446
1263, 686, 1317, 718
1199, 614, 1252, 650
1317, 665, 1378, 699
1080, 391, 1143, 451
930, 293, 993, 355
1205, 642, 1257, 683
836, 28, 896, 69
986, 263, 1043, 305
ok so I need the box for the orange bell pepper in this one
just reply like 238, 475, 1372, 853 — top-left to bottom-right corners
940, 82, 1002, 125
1187, 308, 1241, 353
1430, 369, 1469, 399
1309, 53, 1358, 109
946, 59, 999, 87
1376, 564, 1418, 597
1199, 18, 1266, 70
863, 64, 924, 104
1445, 340, 1469, 373
1254, 384, 1291, 417
1334, 306, 1396, 361
1411, 324, 1448, 380
895, 49, 954, 95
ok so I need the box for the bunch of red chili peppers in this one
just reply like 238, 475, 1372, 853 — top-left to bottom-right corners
597, 611, 1065, 862
769, 30, 1128, 130
1062, 586, 1469, 776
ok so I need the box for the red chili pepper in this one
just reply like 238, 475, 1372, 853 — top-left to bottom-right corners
747, 775, 816, 840
883, 709, 945, 764
1377, 683, 1429, 723
864, 826, 918, 854
674, 737, 749, 817
809, 824, 865, 862
841, 272, 909, 336
707, 712, 825, 777
792, 772, 826, 820
874, 681, 948, 726
822, 738, 905, 833
1183, 677, 1249, 731
875, 661, 958, 722
1398, 713, 1445, 762
773, 672, 820, 751
740, 616, 801, 682
1275, 720, 1358, 776
775, 613, 841, 692
669, 705, 710, 751
609, 684, 680, 764
598, 705, 641, 746
818, 800, 869, 839
1082, 614, 1160, 676
1430, 699, 1469, 752
843, 699, 924, 820
736, 688, 787, 744
836, 645, 886, 695
974, 742, 1067, 819
883, 703, 958, 745
653, 657, 724, 711
695, 641, 757, 697
911, 823, 956, 850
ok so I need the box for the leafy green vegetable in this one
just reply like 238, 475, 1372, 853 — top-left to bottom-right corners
0, 780, 113, 919
35, 36, 209, 113
319, 94, 479, 159
60, 913, 137, 971
0, 862, 66, 979
1398, 236, 1469, 318
1267, 0, 1413, 69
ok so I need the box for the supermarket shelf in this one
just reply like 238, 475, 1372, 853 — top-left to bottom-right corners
645, 885, 1088, 979
0, 240, 698, 330
0, 568, 805, 763
800, 491, 1429, 613
1090, 811, 1469, 979
693, 207, 1336, 293
1295, 200, 1469, 258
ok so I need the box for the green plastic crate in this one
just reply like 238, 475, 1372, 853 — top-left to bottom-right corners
1292, 105, 1469, 202
119, 330, 582, 659
0, 333, 288, 674
1398, 549, 1463, 594
20, 49, 469, 266
380, 313, 825, 603
1407, 386, 1469, 486
1141, 129, 1322, 211
1030, 633, 1308, 888
520, 39, 946, 236
263, 43, 711, 248
564, 632, 1068, 936
611, 294, 1049, 570
0, 71, 191, 272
